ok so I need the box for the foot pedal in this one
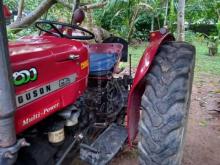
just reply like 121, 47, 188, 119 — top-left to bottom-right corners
80, 124, 127, 165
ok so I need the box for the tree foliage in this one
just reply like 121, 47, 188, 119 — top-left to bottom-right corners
185, 0, 219, 23
3, 0, 220, 41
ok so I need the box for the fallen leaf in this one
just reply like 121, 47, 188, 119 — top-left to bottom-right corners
199, 120, 208, 127
214, 89, 220, 94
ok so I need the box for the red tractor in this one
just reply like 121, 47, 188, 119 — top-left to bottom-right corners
0, 5, 195, 165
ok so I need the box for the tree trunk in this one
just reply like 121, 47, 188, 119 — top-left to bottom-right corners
151, 16, 154, 31
163, 0, 169, 26
82, 25, 111, 43
8, 0, 56, 30
169, 0, 175, 31
177, 0, 185, 41
157, 16, 160, 29
127, 6, 140, 42
17, 0, 25, 21
85, 0, 93, 32
72, 0, 80, 11
57, 0, 107, 10
81, 0, 107, 10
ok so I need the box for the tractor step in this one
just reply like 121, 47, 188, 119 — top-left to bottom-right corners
80, 124, 127, 165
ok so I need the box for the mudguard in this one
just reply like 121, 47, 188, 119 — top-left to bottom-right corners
3, 5, 11, 18
127, 29, 175, 144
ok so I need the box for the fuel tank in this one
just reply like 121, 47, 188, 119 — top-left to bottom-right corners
9, 36, 89, 134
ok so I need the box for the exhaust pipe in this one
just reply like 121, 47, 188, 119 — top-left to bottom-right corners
0, 2, 29, 164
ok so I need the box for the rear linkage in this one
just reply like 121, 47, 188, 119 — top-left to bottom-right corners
0, 139, 29, 164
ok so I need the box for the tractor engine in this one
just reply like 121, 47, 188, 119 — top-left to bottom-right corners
82, 42, 129, 124
84, 76, 128, 123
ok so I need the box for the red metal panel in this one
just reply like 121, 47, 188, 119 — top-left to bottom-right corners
15, 78, 87, 133
9, 36, 89, 134
3, 5, 11, 18
127, 30, 175, 144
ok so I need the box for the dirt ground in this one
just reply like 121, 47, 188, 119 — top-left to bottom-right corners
181, 73, 220, 165
72, 73, 220, 165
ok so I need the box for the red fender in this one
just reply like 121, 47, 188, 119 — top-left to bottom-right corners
127, 29, 175, 144
3, 5, 11, 18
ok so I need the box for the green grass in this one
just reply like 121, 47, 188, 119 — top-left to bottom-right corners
121, 43, 147, 68
194, 42, 220, 75
127, 42, 220, 76
128, 43, 147, 67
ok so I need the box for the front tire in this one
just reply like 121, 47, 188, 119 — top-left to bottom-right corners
138, 42, 195, 165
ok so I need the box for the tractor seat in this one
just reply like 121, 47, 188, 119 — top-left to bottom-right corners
89, 53, 117, 76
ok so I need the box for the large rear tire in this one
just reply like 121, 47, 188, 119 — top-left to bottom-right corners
138, 42, 195, 165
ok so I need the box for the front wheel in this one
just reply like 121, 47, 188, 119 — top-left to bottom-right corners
138, 42, 195, 165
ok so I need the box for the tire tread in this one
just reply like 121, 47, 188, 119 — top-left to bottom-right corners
139, 41, 195, 165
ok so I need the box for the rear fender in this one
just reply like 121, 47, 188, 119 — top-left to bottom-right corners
127, 30, 175, 144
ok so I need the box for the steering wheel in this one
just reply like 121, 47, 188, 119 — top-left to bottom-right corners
35, 20, 95, 40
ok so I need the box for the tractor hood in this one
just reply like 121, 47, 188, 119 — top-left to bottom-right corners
8, 35, 89, 134
9, 36, 86, 61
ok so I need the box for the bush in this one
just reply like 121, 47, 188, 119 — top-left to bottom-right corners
185, 31, 206, 43
7, 26, 38, 41
189, 24, 217, 36
185, 31, 197, 42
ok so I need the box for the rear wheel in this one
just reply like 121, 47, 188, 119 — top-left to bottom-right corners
138, 42, 195, 165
